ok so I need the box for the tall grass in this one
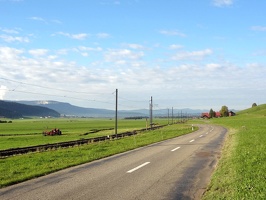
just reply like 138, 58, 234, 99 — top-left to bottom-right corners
202, 104, 266, 199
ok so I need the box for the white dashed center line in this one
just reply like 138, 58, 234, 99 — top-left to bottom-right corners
171, 146, 181, 152
189, 139, 195, 143
199, 135, 203, 138
127, 162, 150, 173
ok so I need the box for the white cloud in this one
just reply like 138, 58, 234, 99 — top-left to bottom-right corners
0, 27, 20, 34
172, 49, 213, 61
54, 46, 102, 58
251, 26, 266, 31
0, 46, 24, 59
56, 48, 69, 55
0, 46, 265, 110
169, 44, 183, 50
29, 16, 47, 23
29, 17, 62, 25
0, 85, 7, 100
77, 46, 102, 52
212, 0, 233, 7
96, 32, 111, 38
57, 32, 89, 40
104, 49, 144, 63
29, 49, 48, 57
206, 63, 222, 70
125, 43, 145, 50
71, 33, 88, 40
252, 50, 266, 56
159, 30, 186, 37
71, 46, 103, 57
0, 34, 29, 43
80, 52, 89, 57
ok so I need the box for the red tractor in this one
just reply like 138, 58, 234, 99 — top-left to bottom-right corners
43, 128, 62, 136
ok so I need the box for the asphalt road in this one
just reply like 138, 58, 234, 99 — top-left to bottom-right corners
0, 124, 227, 200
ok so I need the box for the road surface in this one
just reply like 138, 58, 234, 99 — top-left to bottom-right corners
0, 124, 227, 200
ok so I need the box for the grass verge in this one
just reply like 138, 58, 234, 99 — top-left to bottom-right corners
202, 105, 266, 199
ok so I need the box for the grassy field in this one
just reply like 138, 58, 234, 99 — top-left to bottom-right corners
202, 104, 266, 199
0, 119, 194, 188
1, 105, 265, 198
0, 117, 170, 150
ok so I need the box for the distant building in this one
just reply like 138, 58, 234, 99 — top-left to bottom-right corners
201, 111, 235, 118
201, 112, 221, 119
229, 111, 236, 116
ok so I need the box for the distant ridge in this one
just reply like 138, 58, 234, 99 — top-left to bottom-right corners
0, 100, 60, 118
17, 100, 143, 118
15, 100, 206, 118
17, 100, 113, 117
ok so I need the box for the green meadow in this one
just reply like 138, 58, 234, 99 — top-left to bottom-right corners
0, 118, 169, 150
202, 104, 266, 199
1, 104, 266, 200
0, 118, 193, 187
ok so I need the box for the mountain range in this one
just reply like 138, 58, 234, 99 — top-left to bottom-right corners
0, 100, 60, 118
0, 100, 208, 118
14, 100, 206, 118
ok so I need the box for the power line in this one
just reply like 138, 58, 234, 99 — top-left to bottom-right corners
4, 88, 114, 105
118, 96, 148, 103
0, 77, 158, 110
2, 86, 159, 111
0, 77, 109, 96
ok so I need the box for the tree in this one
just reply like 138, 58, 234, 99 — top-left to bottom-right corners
209, 109, 214, 118
220, 105, 229, 117
252, 103, 257, 108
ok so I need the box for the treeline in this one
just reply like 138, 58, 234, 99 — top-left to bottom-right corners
124, 116, 148, 120
0, 120, 12, 123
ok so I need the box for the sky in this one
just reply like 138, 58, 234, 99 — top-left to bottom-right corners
0, 0, 266, 111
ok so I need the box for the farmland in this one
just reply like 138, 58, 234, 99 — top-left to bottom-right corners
0, 117, 170, 150
1, 104, 266, 199
0, 117, 193, 187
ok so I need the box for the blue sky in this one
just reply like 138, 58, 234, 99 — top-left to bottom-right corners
0, 0, 266, 111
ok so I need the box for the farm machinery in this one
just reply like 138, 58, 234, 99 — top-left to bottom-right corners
43, 128, 62, 136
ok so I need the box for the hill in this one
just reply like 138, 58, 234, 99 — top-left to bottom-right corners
16, 100, 206, 118
0, 100, 60, 118
17, 100, 143, 118
202, 103, 266, 199
237, 104, 266, 116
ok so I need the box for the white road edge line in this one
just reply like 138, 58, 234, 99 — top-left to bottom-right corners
171, 146, 181, 152
127, 162, 150, 173
189, 139, 195, 143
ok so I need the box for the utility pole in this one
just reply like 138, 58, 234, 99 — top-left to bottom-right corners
150, 96, 153, 129
168, 108, 169, 125
115, 89, 118, 137
172, 107, 174, 124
